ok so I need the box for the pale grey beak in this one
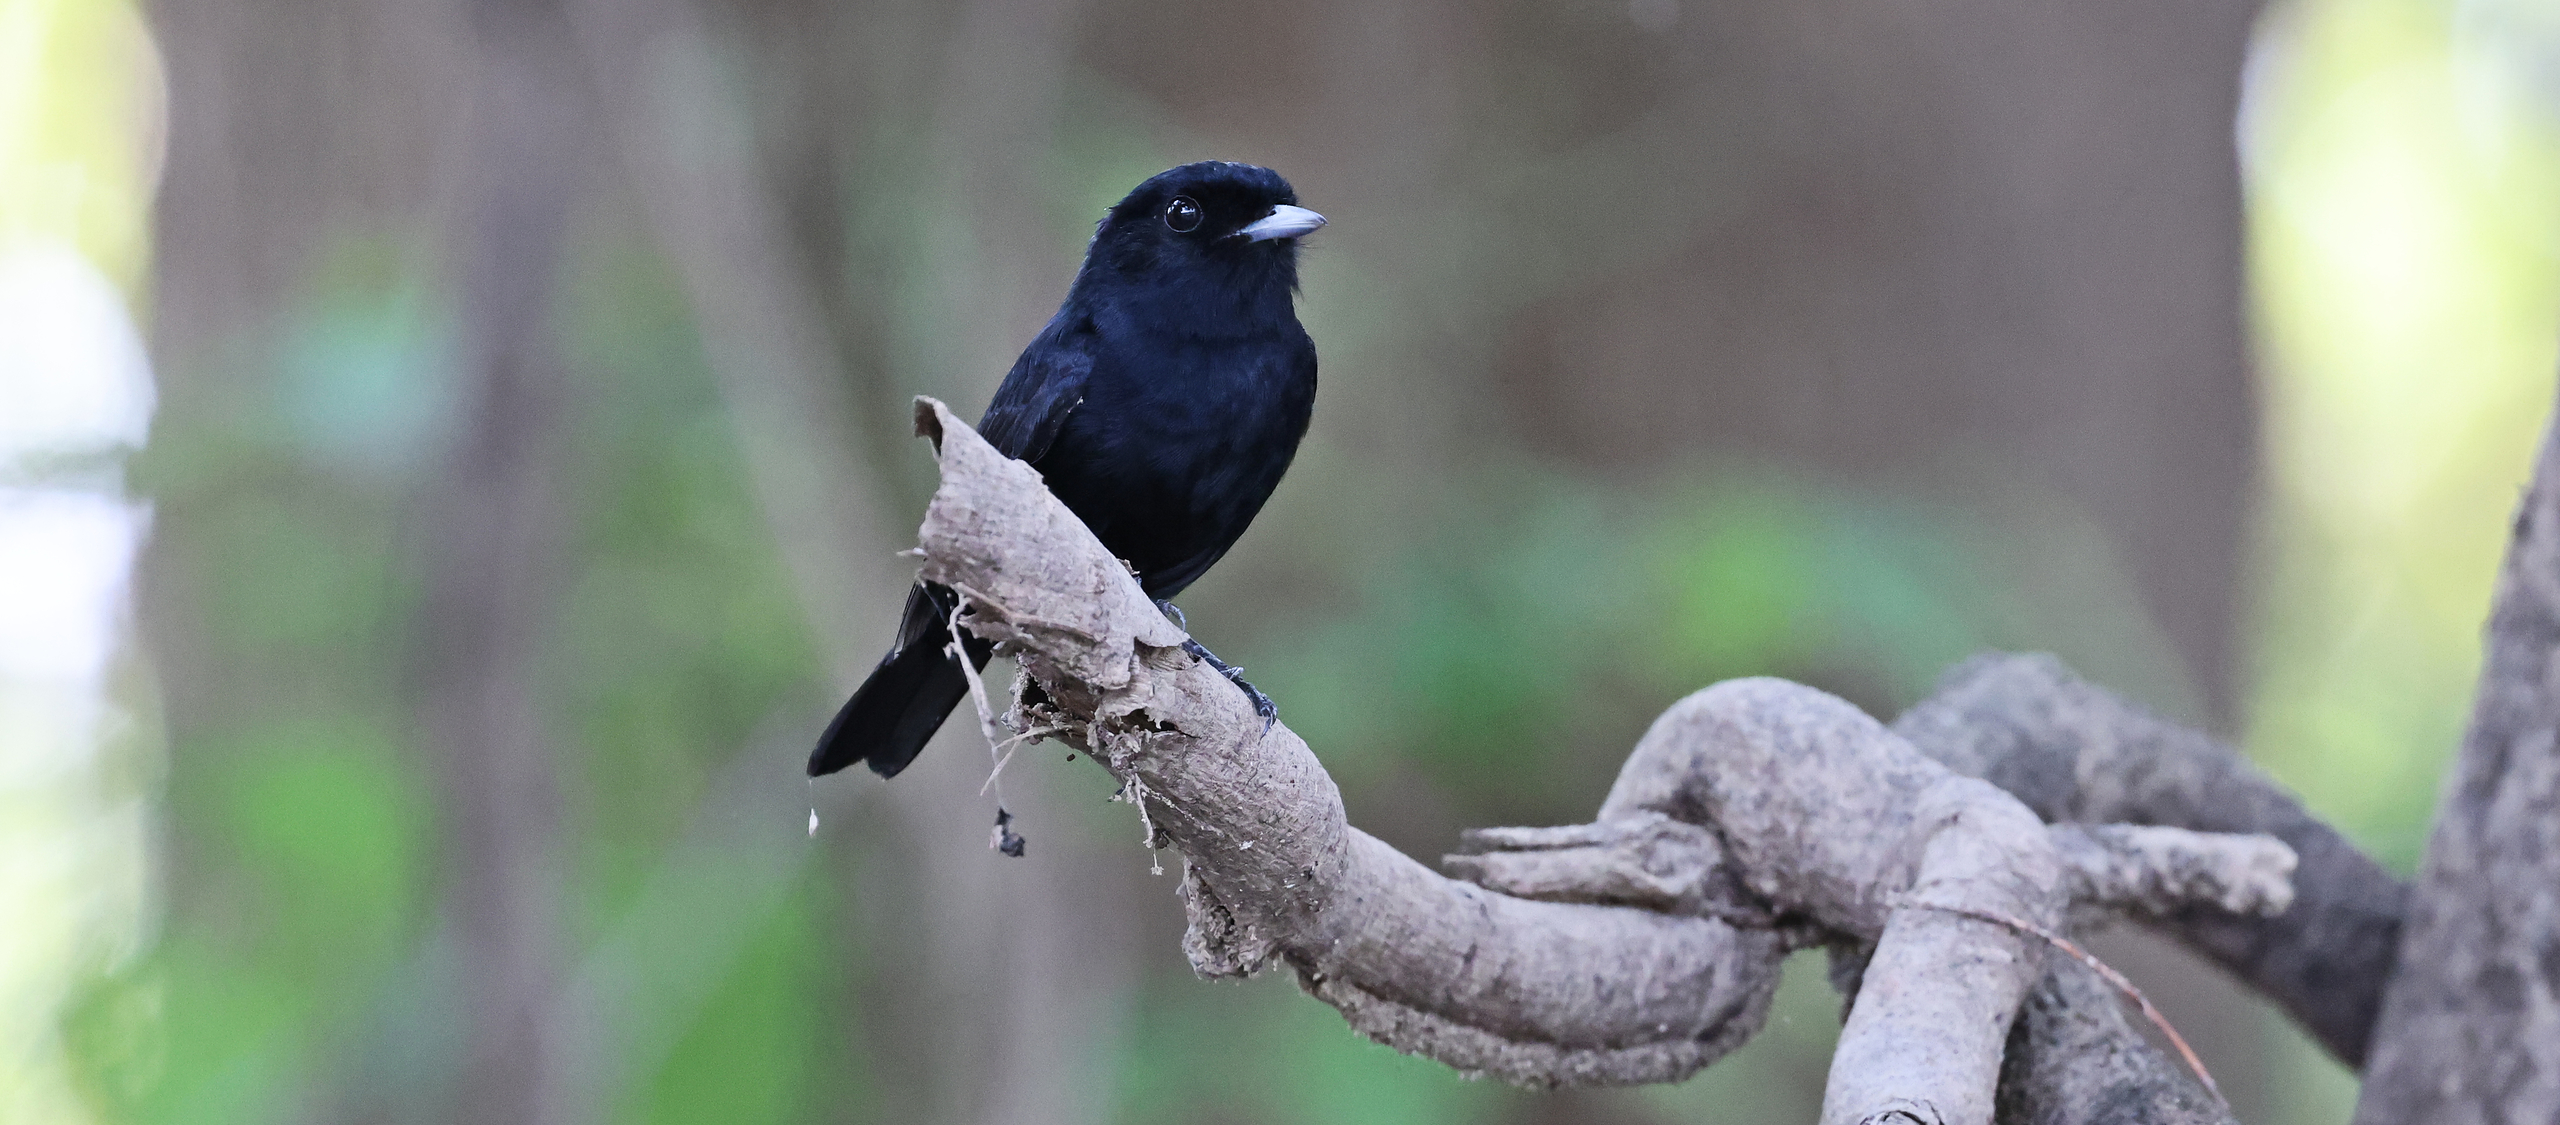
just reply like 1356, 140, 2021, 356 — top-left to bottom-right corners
1236, 204, 1326, 243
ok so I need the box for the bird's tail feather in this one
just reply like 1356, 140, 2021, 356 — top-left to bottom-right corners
808, 583, 994, 779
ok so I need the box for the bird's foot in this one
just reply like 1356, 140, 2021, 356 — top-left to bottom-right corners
1153, 599, 1189, 632
1181, 638, 1278, 731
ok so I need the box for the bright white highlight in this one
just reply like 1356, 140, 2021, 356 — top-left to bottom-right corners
0, 244, 155, 461
0, 243, 155, 1125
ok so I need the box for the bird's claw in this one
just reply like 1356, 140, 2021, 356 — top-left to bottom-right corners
1181, 638, 1278, 732
1154, 600, 1189, 631
1239, 676, 1279, 731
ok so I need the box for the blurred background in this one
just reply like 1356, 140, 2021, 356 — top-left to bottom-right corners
3, 0, 2557, 1121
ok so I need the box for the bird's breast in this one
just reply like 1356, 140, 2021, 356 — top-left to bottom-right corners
1035, 330, 1313, 577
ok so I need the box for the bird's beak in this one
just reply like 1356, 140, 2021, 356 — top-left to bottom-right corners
1235, 204, 1326, 243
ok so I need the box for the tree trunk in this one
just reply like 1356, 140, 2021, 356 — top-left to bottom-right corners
416, 0, 589, 1119
2354, 377, 2560, 1122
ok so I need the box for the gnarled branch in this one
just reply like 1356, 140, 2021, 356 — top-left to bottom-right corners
1893, 654, 2409, 1066
903, 398, 2311, 1124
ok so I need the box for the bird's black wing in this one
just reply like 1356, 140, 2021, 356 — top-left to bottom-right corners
805, 581, 991, 778
976, 315, 1098, 464
805, 318, 1096, 779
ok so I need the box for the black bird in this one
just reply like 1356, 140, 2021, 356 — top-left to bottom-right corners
809, 161, 1324, 780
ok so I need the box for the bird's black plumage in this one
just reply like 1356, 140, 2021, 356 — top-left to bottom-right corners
810, 162, 1321, 779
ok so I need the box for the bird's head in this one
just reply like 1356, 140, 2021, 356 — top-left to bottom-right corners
1080, 162, 1323, 321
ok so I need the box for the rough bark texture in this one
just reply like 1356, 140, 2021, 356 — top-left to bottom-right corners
1892, 653, 2409, 1065
1996, 961, 2230, 1125
2355, 408, 2560, 1124
907, 397, 2297, 1124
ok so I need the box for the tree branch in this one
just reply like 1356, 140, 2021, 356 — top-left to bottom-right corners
1892, 653, 2409, 1066
1998, 960, 2232, 1125
904, 398, 2298, 1124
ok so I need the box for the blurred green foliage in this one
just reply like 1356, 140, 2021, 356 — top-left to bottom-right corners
5, 0, 2558, 1120
58, 225, 852, 1123
76, 203, 2154, 1122
2246, 0, 2560, 874
1265, 467, 2013, 819
0, 0, 157, 290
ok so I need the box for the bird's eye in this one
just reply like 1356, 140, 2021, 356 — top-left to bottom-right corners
1163, 196, 1203, 233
